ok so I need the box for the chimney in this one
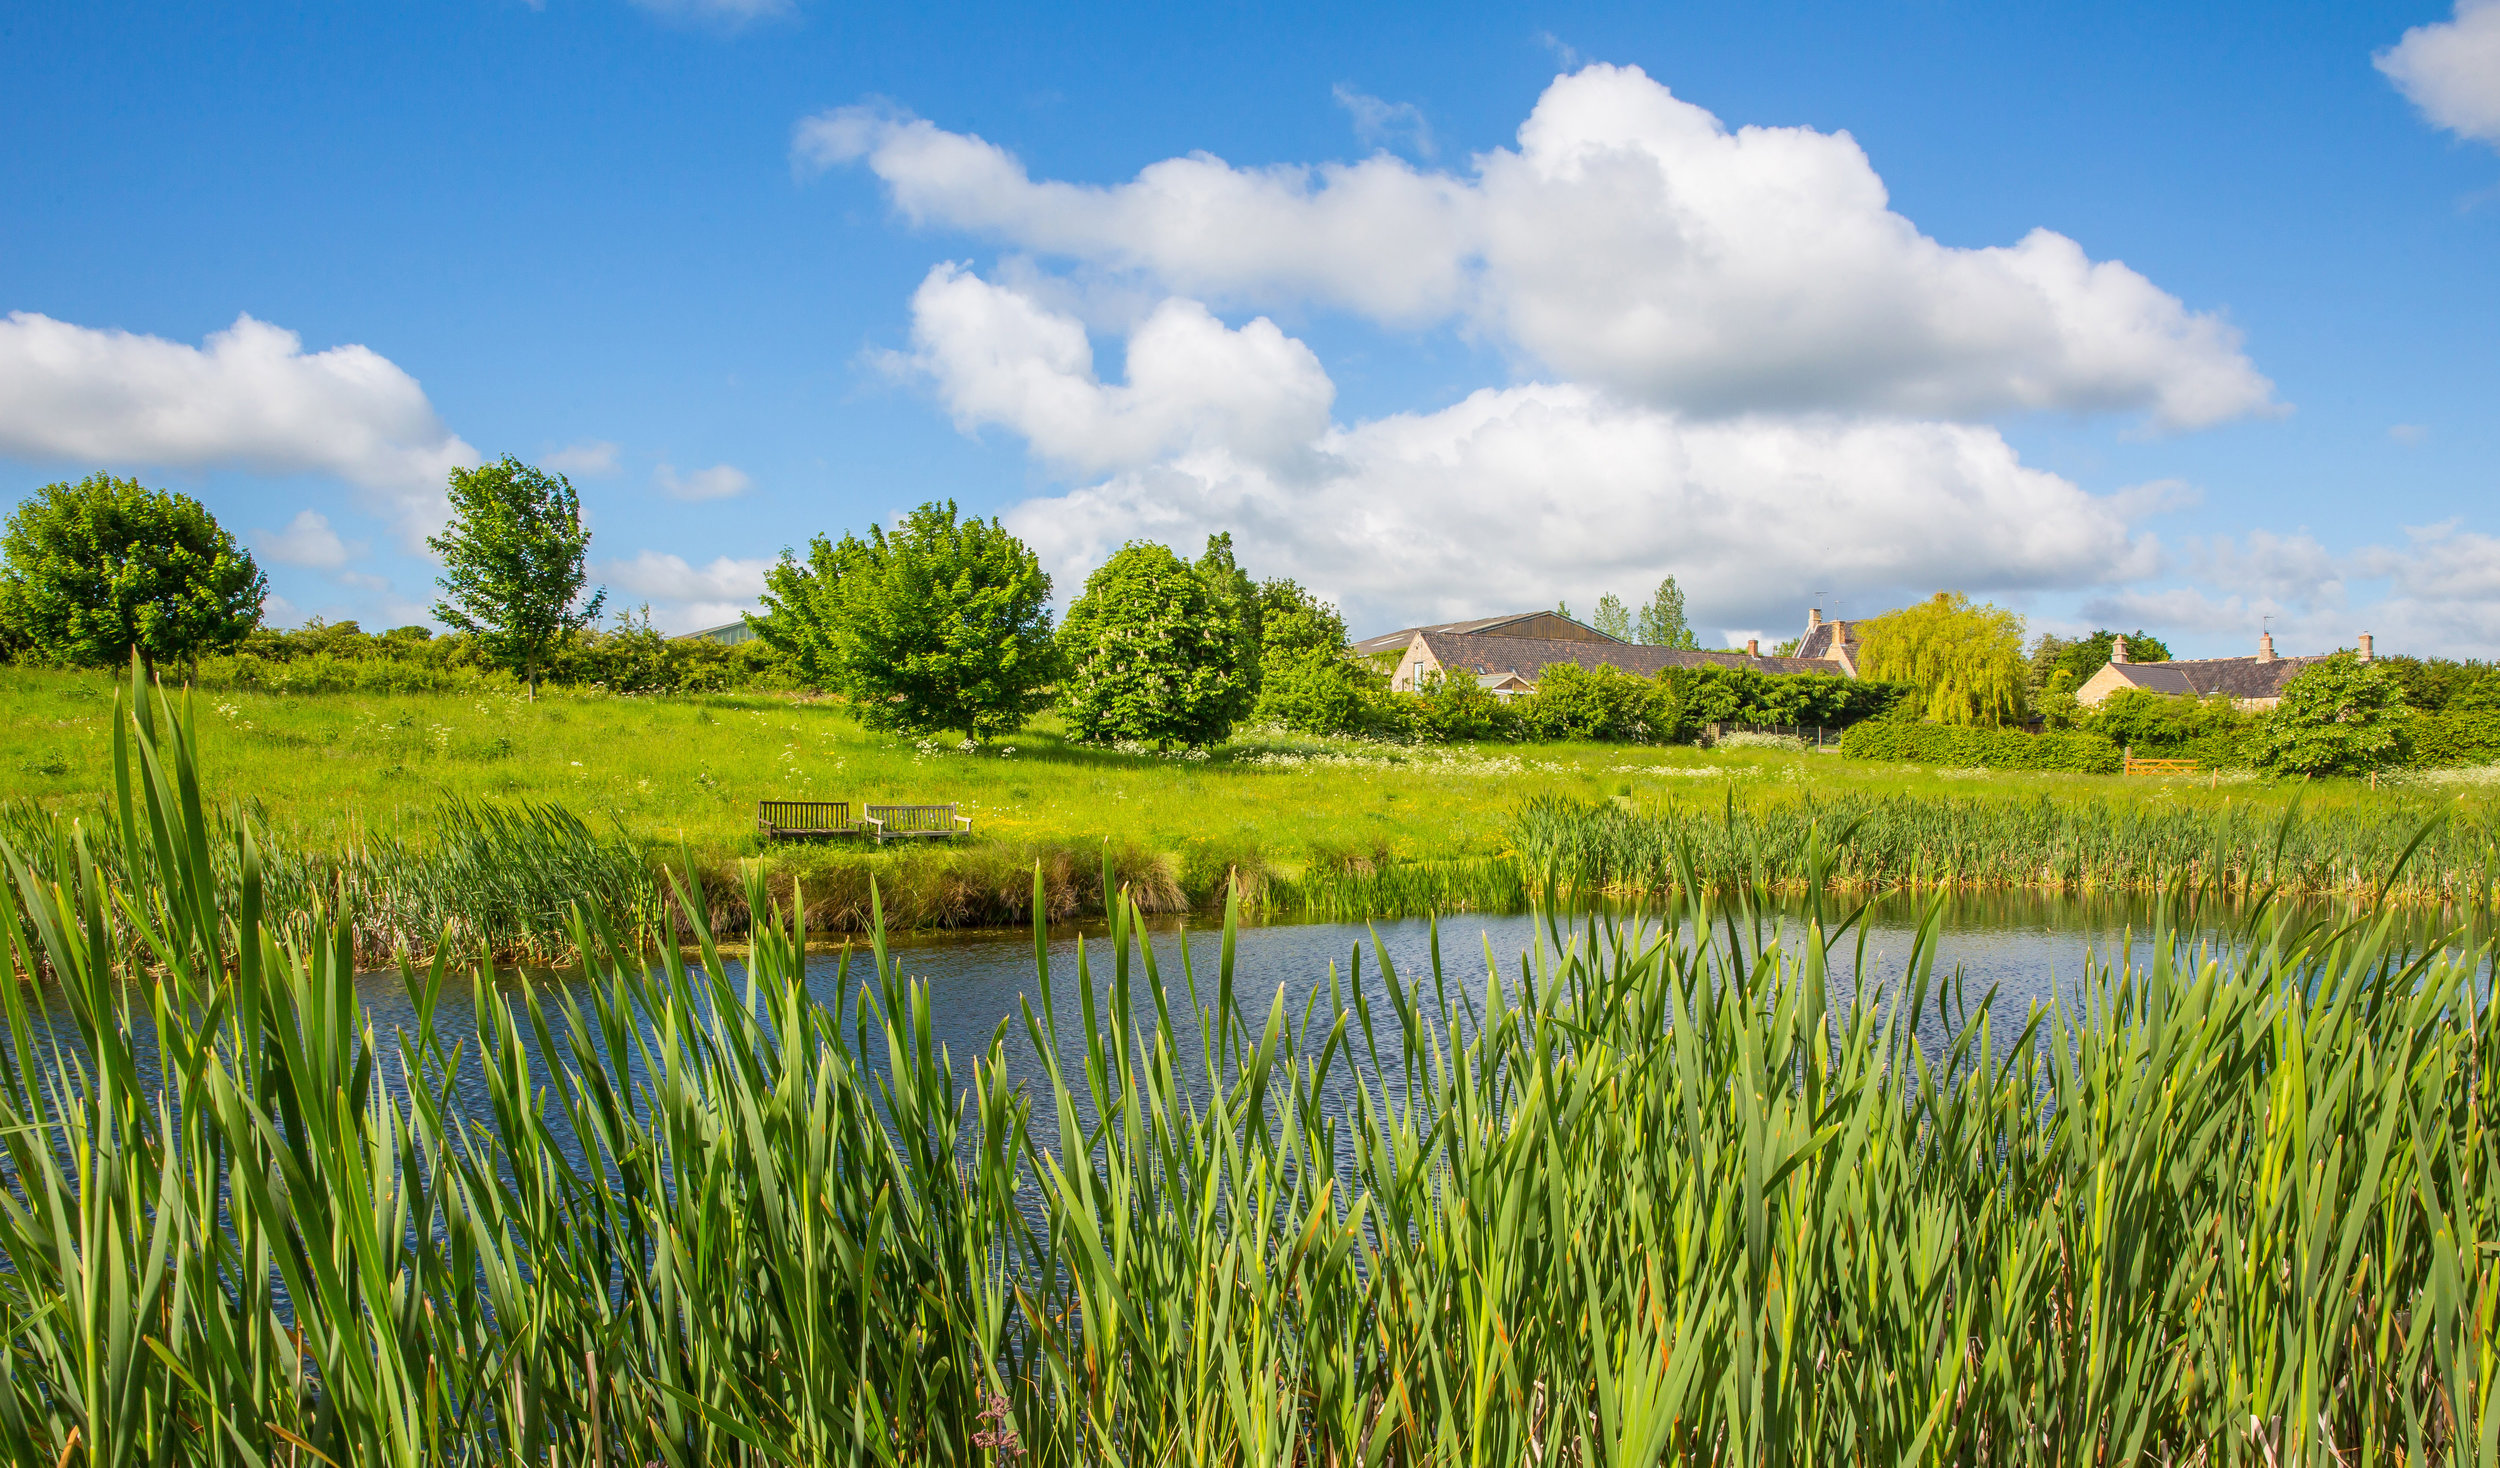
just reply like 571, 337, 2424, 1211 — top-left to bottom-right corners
2110, 635, 2129, 666
1746, 637, 1760, 657
2357, 632, 2374, 663
2257, 632, 2276, 664
1807, 607, 1822, 631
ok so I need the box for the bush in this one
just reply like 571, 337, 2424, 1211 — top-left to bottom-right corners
1521, 663, 1671, 742
2413, 710, 2500, 767
2086, 689, 2257, 767
1410, 672, 1515, 743
1841, 722, 2121, 773
1661, 664, 1909, 740
1253, 645, 1364, 734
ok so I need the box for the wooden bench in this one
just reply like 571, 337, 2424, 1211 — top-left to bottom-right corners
2122, 756, 2200, 777
863, 803, 971, 844
757, 799, 862, 840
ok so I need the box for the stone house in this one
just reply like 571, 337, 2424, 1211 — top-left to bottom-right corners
2074, 632, 2369, 711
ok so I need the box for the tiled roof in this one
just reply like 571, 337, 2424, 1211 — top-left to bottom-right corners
1350, 610, 1623, 654
2104, 655, 2328, 700
1794, 621, 1857, 661
1415, 631, 1837, 683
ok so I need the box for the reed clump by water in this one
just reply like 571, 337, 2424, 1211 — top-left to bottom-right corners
1512, 789, 2500, 905
1, 669, 2493, 1464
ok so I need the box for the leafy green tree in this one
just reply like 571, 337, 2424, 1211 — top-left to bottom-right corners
1059, 542, 1249, 747
0, 473, 265, 673
2248, 654, 2413, 775
752, 501, 1055, 741
1413, 670, 1510, 742
1593, 593, 1632, 641
429, 456, 603, 697
1635, 576, 1700, 649
1196, 533, 1263, 720
1857, 592, 2029, 727
2030, 629, 2171, 694
1251, 578, 1363, 733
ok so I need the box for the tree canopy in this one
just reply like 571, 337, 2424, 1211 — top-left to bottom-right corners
2248, 654, 2413, 775
1593, 593, 1632, 641
1635, 576, 1700, 649
751, 501, 1056, 741
428, 456, 603, 696
1059, 542, 1250, 747
2029, 628, 2172, 694
1856, 592, 2029, 727
0, 473, 265, 672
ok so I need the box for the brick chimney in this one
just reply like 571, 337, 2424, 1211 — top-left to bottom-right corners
2110, 635, 2130, 666
2357, 632, 2374, 663
2257, 632, 2276, 663
1746, 637, 1760, 657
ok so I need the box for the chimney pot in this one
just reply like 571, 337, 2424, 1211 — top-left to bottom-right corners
2358, 632, 2374, 663
2110, 635, 2130, 666
1746, 637, 1760, 657
2257, 632, 2276, 663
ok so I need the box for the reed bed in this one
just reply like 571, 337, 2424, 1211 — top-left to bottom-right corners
1513, 790, 2500, 906
1, 673, 2495, 1465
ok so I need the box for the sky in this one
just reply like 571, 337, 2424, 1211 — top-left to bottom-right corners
2, 0, 2496, 657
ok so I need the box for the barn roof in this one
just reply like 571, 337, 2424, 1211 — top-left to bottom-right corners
1413, 631, 1835, 683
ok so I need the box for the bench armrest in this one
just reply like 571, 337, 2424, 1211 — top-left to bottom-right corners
953, 815, 972, 833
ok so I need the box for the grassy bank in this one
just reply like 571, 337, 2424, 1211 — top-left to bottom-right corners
1, 693, 2489, 1463
5, 664, 2498, 960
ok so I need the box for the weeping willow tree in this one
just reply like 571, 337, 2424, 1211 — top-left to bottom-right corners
1856, 590, 2029, 725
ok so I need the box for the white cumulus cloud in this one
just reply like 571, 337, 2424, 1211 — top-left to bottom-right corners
899, 264, 1333, 475
654, 462, 754, 501
252, 509, 365, 570
0, 312, 476, 532
918, 279, 2153, 630
598, 550, 777, 635
803, 65, 2277, 428
2378, 0, 2500, 147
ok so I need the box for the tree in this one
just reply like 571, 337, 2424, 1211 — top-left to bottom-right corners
1195, 533, 1263, 721
1252, 578, 1363, 733
2247, 654, 2413, 776
1059, 542, 1250, 747
1635, 576, 1700, 649
752, 502, 1055, 741
429, 456, 603, 697
0, 473, 265, 673
1593, 593, 1632, 641
1522, 663, 1670, 742
2029, 629, 2171, 694
1856, 592, 2029, 727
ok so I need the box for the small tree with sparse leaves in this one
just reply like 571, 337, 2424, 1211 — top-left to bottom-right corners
429, 456, 603, 698
1636, 576, 1700, 649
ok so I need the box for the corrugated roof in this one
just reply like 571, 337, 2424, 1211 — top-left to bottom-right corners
1414, 631, 1838, 683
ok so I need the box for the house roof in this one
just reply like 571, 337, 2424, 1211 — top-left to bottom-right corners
2101, 655, 2328, 701
1794, 620, 1858, 662
1349, 610, 1624, 655
1413, 630, 1836, 683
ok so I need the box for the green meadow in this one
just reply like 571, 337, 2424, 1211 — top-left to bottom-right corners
6, 663, 2498, 957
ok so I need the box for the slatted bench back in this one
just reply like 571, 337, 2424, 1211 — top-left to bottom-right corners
866, 803, 958, 833
757, 799, 854, 833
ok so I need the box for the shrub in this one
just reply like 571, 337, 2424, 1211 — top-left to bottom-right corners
1841, 722, 2121, 773
1661, 664, 1909, 739
1253, 644, 1363, 734
2086, 689, 2257, 767
1411, 671, 1513, 743
1521, 663, 1670, 742
2412, 710, 2500, 768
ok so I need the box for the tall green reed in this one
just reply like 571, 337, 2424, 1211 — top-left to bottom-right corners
0, 666, 2492, 1464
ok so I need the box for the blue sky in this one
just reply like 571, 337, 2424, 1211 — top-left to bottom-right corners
3, 0, 2495, 655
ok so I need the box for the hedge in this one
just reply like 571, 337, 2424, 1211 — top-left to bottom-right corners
1841, 722, 2122, 773
2414, 710, 2500, 768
